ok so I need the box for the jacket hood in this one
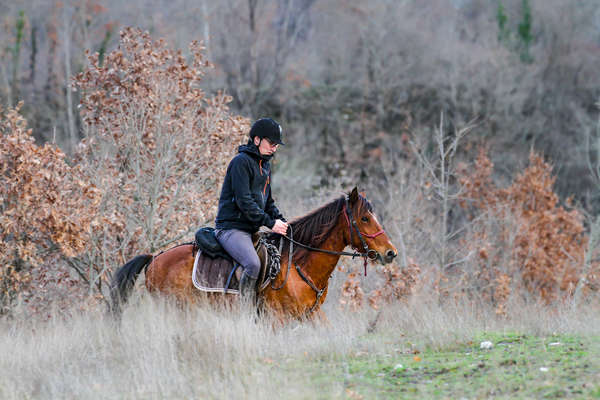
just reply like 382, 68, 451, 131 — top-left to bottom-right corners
238, 142, 274, 162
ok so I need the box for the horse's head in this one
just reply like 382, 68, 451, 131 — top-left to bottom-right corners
344, 187, 398, 265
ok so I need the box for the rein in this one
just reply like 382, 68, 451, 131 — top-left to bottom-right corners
279, 233, 365, 259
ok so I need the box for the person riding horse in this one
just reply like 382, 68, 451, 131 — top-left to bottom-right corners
214, 118, 288, 303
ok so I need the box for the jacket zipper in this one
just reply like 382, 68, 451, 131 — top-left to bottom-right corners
263, 175, 270, 196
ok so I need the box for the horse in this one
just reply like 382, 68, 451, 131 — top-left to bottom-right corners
110, 187, 397, 321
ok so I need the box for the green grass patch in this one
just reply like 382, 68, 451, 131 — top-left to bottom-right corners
284, 333, 600, 399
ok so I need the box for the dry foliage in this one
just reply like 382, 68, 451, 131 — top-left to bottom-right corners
338, 259, 421, 311
339, 147, 597, 314
339, 272, 364, 312
368, 260, 421, 310
459, 149, 598, 312
0, 103, 96, 314
1, 28, 247, 315
68, 27, 248, 299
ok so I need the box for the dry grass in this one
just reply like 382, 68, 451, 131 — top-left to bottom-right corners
1, 279, 599, 399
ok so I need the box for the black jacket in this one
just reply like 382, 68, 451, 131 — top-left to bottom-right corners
215, 143, 285, 233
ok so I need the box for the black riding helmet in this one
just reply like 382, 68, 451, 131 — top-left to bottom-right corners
249, 118, 285, 145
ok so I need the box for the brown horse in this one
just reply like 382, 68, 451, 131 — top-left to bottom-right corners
110, 188, 397, 321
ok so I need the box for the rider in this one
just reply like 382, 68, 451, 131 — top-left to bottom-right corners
215, 118, 288, 303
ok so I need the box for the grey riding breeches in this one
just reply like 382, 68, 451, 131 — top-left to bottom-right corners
214, 228, 261, 279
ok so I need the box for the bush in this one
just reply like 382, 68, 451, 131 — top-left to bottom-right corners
0, 103, 94, 314
459, 149, 597, 313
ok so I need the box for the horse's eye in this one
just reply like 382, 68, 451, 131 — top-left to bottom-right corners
361, 216, 369, 222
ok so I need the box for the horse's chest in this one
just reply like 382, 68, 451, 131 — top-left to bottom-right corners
286, 280, 328, 316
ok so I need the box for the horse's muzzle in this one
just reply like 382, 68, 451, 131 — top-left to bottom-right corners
383, 249, 397, 264
372, 249, 397, 265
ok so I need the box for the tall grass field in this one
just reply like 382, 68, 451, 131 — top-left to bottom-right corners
2, 286, 599, 399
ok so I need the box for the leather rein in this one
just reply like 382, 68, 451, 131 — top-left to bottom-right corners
271, 197, 386, 315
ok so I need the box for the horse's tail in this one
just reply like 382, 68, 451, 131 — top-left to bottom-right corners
110, 254, 153, 315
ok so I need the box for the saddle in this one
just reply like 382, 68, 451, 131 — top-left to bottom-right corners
192, 227, 272, 294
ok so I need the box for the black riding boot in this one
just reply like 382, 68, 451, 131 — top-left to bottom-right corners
239, 271, 258, 305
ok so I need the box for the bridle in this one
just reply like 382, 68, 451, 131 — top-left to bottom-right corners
271, 196, 387, 315
342, 198, 386, 269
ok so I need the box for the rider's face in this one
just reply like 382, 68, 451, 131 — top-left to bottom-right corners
254, 136, 279, 156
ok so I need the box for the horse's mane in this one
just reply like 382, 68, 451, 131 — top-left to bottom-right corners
270, 194, 373, 265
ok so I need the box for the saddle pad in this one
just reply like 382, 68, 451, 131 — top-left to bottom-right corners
192, 250, 240, 294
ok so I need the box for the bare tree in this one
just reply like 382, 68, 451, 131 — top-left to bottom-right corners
61, 4, 77, 151
411, 113, 476, 270
573, 101, 600, 307
207, 0, 315, 115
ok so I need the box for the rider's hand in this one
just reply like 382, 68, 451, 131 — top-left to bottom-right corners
272, 219, 288, 235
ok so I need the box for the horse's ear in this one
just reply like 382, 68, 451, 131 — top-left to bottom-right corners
349, 187, 359, 205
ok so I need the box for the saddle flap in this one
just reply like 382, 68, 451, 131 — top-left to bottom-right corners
193, 243, 271, 295
192, 251, 239, 293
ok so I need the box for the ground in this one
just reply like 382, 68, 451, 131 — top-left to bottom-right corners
275, 332, 600, 399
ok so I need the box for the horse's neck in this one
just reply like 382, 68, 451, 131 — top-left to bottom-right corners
301, 220, 348, 288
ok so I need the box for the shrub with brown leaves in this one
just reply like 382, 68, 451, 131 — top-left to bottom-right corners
368, 260, 421, 310
459, 149, 596, 311
339, 272, 364, 312
338, 259, 421, 311
0, 103, 96, 314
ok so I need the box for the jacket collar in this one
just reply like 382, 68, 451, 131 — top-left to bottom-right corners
238, 141, 273, 162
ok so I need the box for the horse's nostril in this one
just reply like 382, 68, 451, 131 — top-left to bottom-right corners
386, 250, 397, 259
